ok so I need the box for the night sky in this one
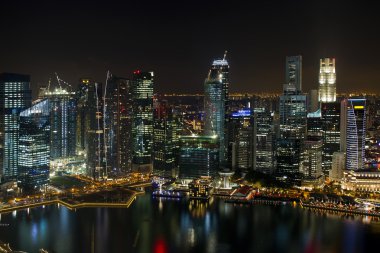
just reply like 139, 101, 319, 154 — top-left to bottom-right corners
1, 0, 379, 96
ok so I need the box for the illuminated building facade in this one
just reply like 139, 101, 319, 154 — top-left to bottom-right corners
0, 73, 32, 181
254, 109, 276, 174
104, 74, 133, 174
153, 99, 180, 176
132, 71, 154, 171
318, 58, 336, 102
277, 84, 307, 176
341, 98, 366, 170
321, 102, 341, 174
227, 109, 254, 170
342, 170, 380, 192
18, 99, 50, 190
188, 177, 213, 199
204, 57, 229, 164
178, 135, 219, 179
301, 136, 323, 179
285, 55, 302, 92
43, 88, 76, 159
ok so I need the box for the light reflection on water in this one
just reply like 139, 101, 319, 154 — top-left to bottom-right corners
0, 194, 379, 253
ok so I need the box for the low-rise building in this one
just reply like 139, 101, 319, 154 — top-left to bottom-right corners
342, 169, 380, 192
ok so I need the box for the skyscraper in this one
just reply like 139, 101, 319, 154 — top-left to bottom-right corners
341, 98, 366, 170
285, 56, 302, 92
277, 83, 307, 177
318, 58, 336, 103
132, 70, 154, 172
227, 109, 254, 171
18, 99, 50, 191
43, 87, 76, 159
153, 98, 180, 177
76, 78, 92, 156
75, 79, 105, 179
204, 55, 229, 164
0, 73, 32, 181
104, 73, 133, 175
254, 109, 276, 174
321, 102, 341, 175
87, 82, 105, 179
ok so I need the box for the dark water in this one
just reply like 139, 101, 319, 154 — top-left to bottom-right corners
1, 193, 380, 253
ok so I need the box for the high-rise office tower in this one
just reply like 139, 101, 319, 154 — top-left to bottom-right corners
341, 98, 366, 170
178, 135, 219, 179
43, 87, 76, 159
253, 108, 276, 174
301, 136, 323, 180
18, 99, 50, 191
104, 73, 133, 175
277, 83, 307, 176
0, 73, 32, 181
75, 79, 105, 179
153, 99, 180, 177
87, 82, 105, 179
204, 54, 229, 164
321, 102, 341, 175
318, 58, 336, 102
132, 70, 154, 172
227, 109, 254, 171
308, 89, 319, 113
285, 56, 302, 92
76, 78, 92, 156
307, 109, 323, 138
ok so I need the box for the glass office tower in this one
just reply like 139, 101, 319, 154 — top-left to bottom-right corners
18, 99, 50, 191
204, 56, 229, 164
132, 71, 154, 171
0, 73, 32, 181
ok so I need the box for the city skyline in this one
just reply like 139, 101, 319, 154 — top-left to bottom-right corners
1, 0, 380, 95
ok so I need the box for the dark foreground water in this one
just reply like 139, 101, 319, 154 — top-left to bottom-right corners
1, 193, 380, 253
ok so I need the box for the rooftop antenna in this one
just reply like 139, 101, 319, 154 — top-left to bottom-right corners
47, 78, 52, 92
223, 50, 228, 61
55, 72, 61, 89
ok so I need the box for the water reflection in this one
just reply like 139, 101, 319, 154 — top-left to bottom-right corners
0, 195, 379, 253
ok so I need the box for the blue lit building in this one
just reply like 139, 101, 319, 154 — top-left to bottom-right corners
0, 73, 32, 181
132, 71, 154, 171
204, 55, 229, 164
341, 98, 366, 170
18, 99, 50, 191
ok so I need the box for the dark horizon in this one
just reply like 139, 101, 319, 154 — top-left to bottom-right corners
1, 0, 379, 96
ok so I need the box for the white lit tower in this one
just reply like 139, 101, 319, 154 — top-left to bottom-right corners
318, 58, 336, 103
